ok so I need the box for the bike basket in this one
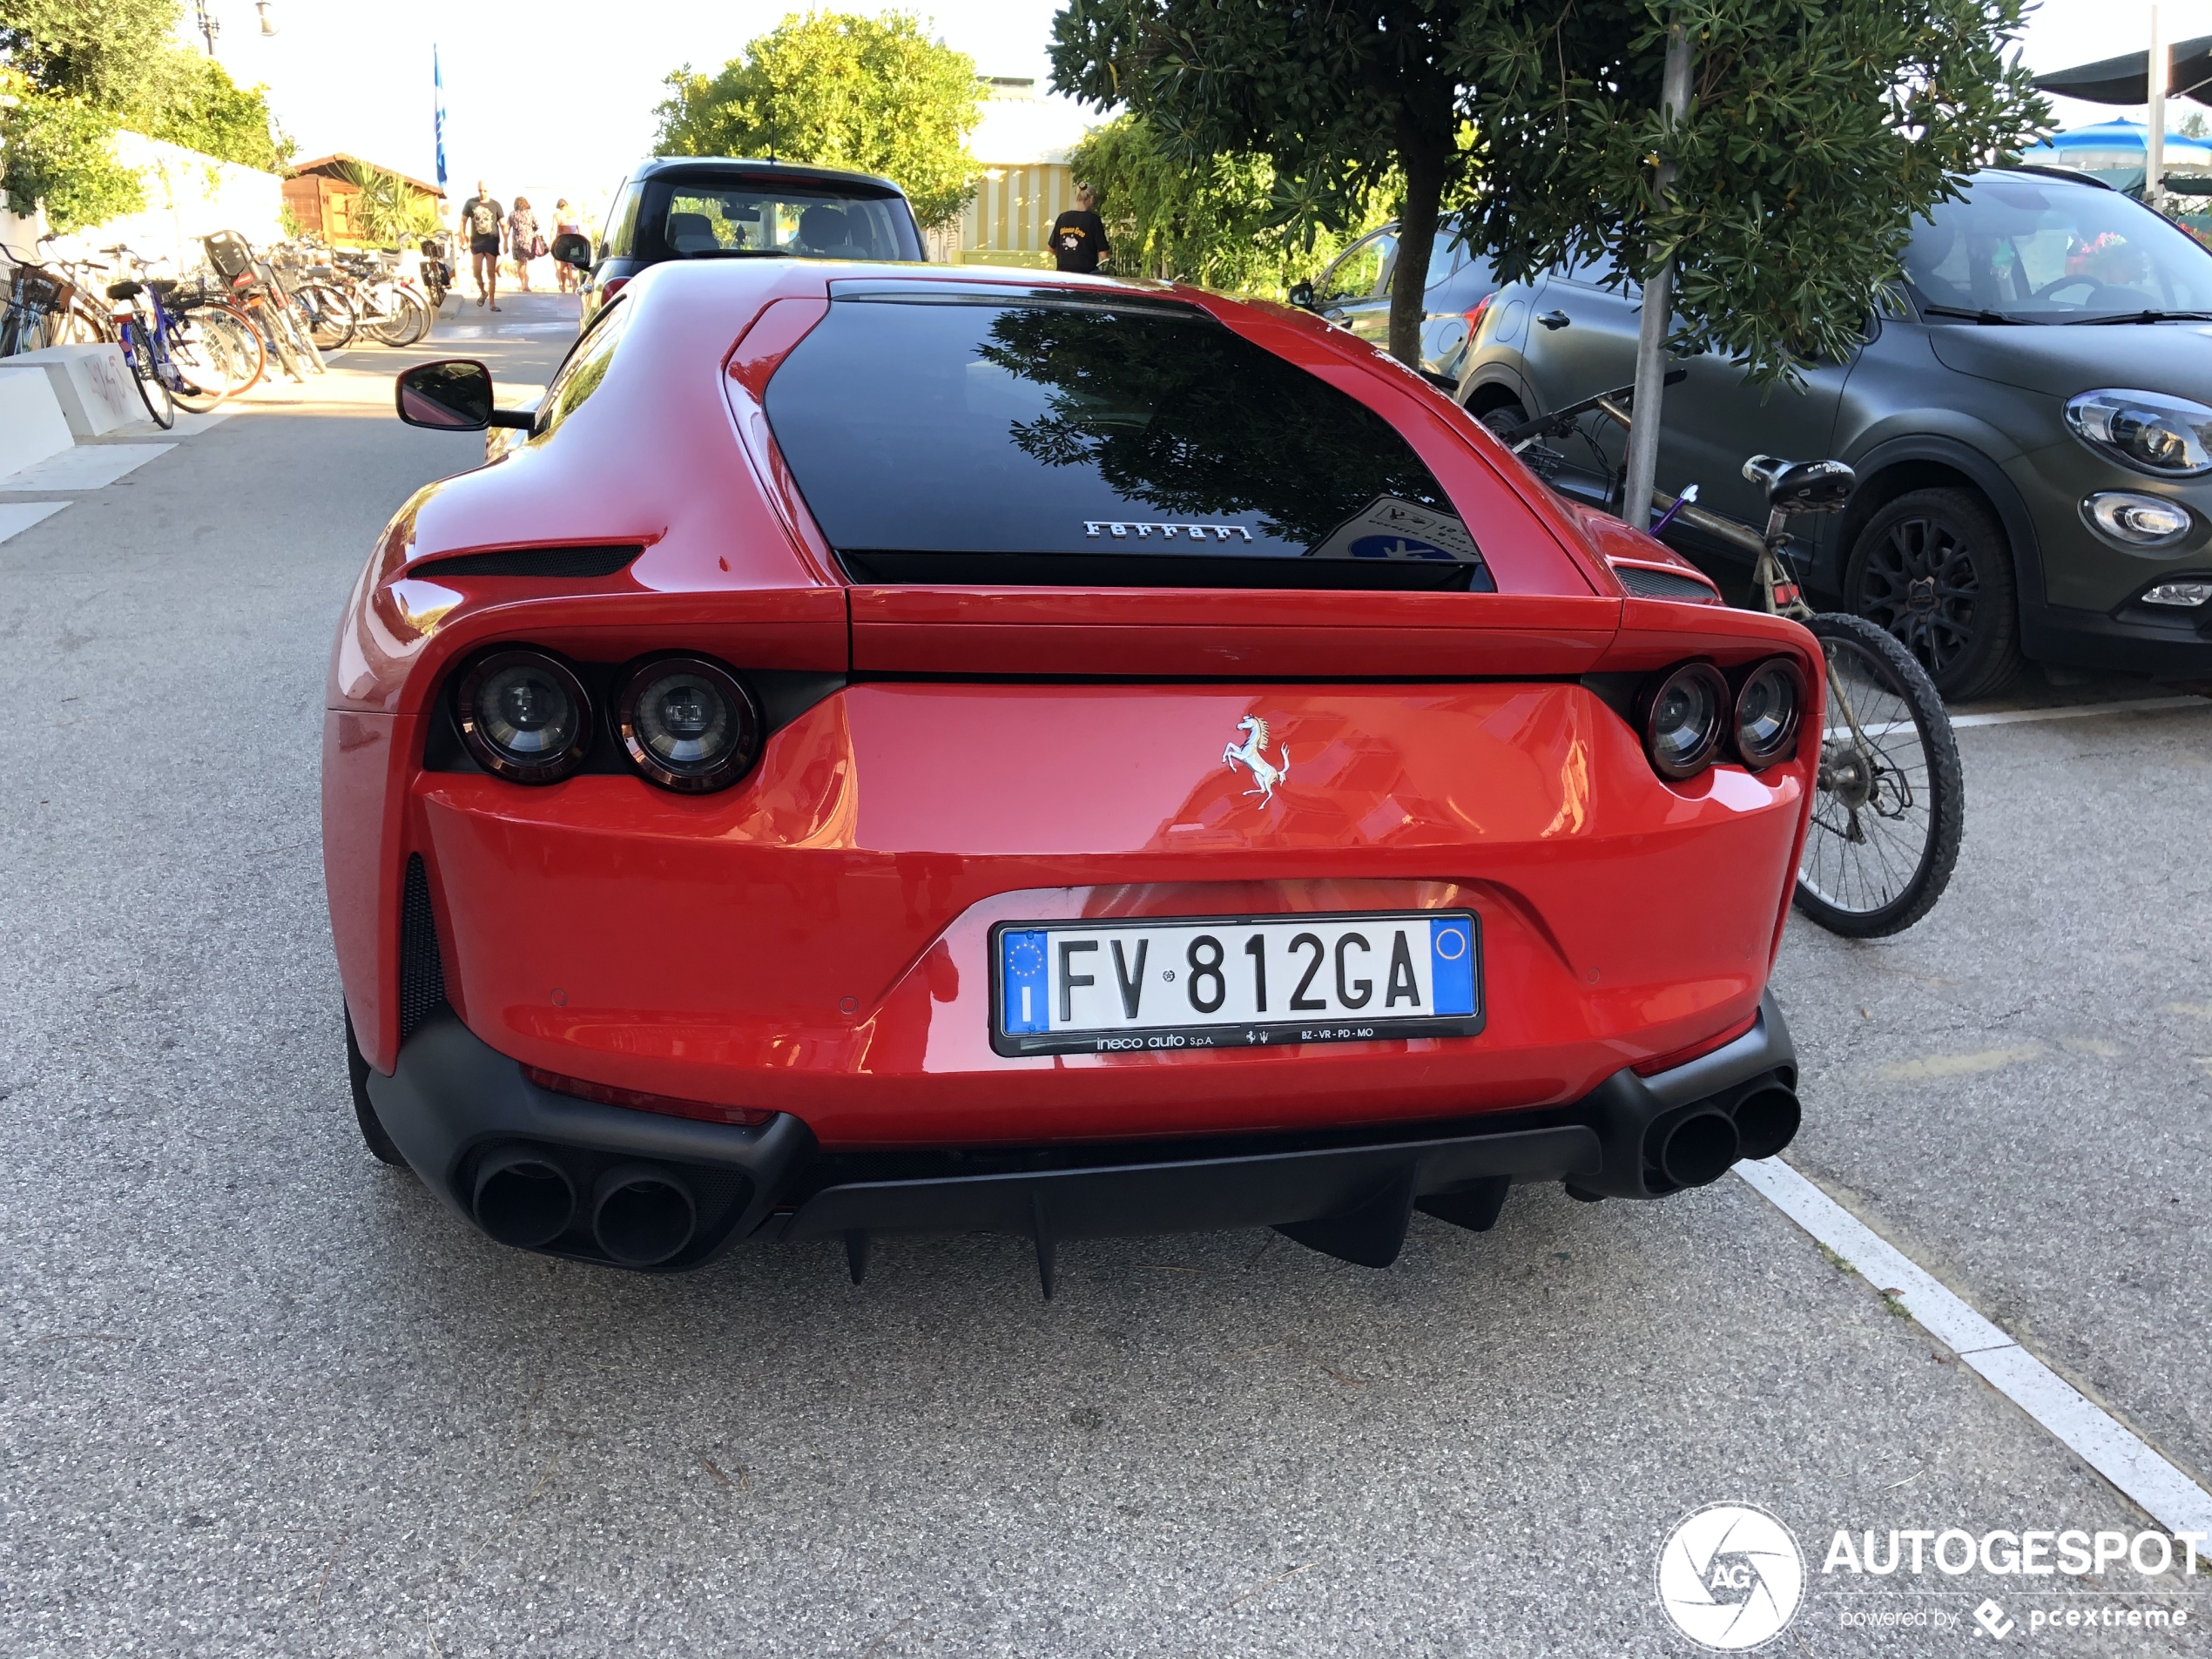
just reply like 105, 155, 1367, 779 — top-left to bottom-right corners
10, 268, 67, 310
203, 230, 256, 281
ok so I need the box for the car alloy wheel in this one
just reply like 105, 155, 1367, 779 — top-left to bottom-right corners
1847, 485, 2020, 702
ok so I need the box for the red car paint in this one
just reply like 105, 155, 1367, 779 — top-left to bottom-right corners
326, 259, 1820, 1150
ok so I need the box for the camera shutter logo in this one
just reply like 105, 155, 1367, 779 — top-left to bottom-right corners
1656, 1502, 1804, 1650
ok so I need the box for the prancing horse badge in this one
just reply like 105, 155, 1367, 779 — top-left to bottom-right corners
1224, 715, 1289, 802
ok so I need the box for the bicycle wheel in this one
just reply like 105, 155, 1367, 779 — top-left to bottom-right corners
374, 287, 429, 347
256, 300, 308, 381
189, 304, 266, 396
1792, 611, 1964, 938
280, 294, 327, 373
54, 298, 111, 345
298, 281, 356, 350
118, 315, 175, 428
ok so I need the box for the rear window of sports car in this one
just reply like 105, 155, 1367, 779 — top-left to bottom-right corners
761, 288, 1492, 590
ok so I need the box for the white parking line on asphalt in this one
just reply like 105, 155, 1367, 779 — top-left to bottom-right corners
1949, 697, 2209, 727
0, 442, 174, 492
1737, 1157, 2212, 1537
0, 501, 69, 543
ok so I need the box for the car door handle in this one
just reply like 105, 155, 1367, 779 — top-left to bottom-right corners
1536, 310, 1571, 331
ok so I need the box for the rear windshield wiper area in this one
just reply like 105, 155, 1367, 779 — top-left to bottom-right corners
839, 550, 1493, 592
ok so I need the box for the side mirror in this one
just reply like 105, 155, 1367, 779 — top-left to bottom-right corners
550, 232, 591, 269
1287, 280, 1317, 312
396, 359, 492, 429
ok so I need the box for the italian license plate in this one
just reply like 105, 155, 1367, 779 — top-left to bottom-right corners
991, 910, 1482, 1056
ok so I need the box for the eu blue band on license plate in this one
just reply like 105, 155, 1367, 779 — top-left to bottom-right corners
991, 909, 1483, 1057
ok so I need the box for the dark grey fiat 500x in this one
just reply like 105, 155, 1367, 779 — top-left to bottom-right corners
1454, 167, 2212, 698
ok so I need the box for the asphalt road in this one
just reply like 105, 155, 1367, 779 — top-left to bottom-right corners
2, 293, 2209, 1656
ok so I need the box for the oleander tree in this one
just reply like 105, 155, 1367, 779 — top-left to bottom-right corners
655, 11, 984, 228
1050, 0, 2048, 513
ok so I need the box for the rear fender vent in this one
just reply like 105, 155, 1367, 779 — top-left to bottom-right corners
398, 853, 448, 1041
408, 544, 643, 580
1613, 561, 1718, 601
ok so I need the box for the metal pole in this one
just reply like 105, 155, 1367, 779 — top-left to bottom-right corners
1623, 24, 1695, 532
2147, 4, 2167, 211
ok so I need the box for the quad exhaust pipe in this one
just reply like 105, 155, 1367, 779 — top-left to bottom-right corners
470, 1144, 699, 1265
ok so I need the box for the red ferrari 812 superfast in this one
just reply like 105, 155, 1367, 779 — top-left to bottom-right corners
327, 256, 1820, 1289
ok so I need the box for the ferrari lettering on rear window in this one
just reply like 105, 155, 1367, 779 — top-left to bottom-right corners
992, 912, 1482, 1056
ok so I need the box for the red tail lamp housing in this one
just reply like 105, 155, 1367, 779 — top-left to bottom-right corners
525, 1066, 773, 1127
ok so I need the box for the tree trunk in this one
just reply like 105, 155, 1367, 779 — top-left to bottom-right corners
1622, 24, 1696, 531
1389, 134, 1447, 369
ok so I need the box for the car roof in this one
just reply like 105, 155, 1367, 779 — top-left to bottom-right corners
630, 155, 908, 196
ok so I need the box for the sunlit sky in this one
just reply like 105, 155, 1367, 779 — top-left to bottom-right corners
197, 0, 2175, 218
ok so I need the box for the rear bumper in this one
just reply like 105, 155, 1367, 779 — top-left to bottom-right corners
368, 994, 1797, 1274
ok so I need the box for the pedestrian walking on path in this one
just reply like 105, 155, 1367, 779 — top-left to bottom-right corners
460, 179, 504, 310
1050, 185, 1109, 274
509, 198, 542, 293
553, 199, 583, 294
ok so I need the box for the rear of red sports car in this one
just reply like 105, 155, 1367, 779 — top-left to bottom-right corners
326, 259, 1820, 1285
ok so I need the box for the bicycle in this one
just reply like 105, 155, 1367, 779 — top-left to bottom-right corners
0, 243, 106, 355
1497, 386, 1964, 937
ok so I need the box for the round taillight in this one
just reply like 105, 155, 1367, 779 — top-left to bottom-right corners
455, 650, 591, 782
1638, 662, 1730, 780
615, 656, 760, 792
1732, 658, 1804, 771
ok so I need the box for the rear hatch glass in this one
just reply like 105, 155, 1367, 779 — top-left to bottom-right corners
641, 176, 922, 262
763, 285, 1492, 590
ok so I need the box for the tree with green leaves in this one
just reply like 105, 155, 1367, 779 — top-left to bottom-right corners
1053, 2, 1473, 367
1067, 114, 1387, 293
1, 0, 291, 232
655, 11, 983, 228
1052, 0, 2047, 517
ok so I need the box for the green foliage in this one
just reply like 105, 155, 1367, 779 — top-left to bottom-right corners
2182, 111, 2209, 142
1051, 0, 2052, 381
334, 161, 441, 243
1458, 0, 2050, 383
0, 0, 289, 226
128, 49, 293, 172
655, 11, 983, 227
1, 85, 145, 232
1052, 1, 1473, 362
1067, 114, 1387, 295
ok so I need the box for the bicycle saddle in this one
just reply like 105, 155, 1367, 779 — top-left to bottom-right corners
105, 279, 145, 300
1743, 454, 1855, 515
145, 277, 178, 295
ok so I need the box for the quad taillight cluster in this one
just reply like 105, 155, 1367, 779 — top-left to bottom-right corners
1635, 658, 1804, 781
455, 647, 762, 792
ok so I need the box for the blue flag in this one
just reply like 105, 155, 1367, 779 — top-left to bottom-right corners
433, 46, 448, 189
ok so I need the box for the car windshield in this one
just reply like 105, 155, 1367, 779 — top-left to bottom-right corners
1904, 175, 2212, 320
763, 288, 1488, 590
640, 178, 920, 262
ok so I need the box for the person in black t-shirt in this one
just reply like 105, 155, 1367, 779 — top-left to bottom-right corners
1050, 185, 1109, 273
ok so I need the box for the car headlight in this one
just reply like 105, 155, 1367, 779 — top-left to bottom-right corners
1637, 662, 1730, 781
2064, 389, 2212, 477
615, 656, 760, 792
455, 649, 591, 782
1731, 658, 1804, 771
2080, 491, 2195, 549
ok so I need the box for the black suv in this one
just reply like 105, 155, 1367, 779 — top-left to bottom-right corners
567, 157, 924, 327
1455, 168, 2212, 697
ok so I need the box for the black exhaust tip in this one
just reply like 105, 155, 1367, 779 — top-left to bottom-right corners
591, 1164, 697, 1266
474, 1146, 577, 1248
1658, 1109, 1741, 1189
1732, 1086, 1802, 1161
